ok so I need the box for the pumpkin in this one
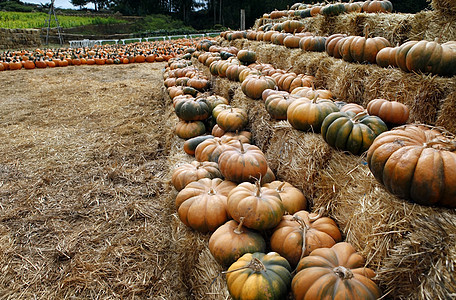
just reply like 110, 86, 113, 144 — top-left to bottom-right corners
366, 98, 409, 126
320, 3, 346, 16
367, 125, 456, 207
236, 49, 257, 64
395, 39, 456, 76
204, 94, 230, 111
209, 218, 266, 267
292, 242, 382, 300
175, 120, 206, 139
299, 36, 327, 52
276, 73, 314, 93
226, 64, 249, 82
216, 107, 249, 132
337, 102, 364, 113
291, 84, 333, 100
321, 111, 388, 155
183, 134, 215, 156
339, 31, 391, 64
283, 35, 303, 48
212, 104, 232, 119
270, 210, 342, 267
218, 141, 269, 183
362, 0, 393, 13
175, 178, 236, 233
225, 252, 292, 300
325, 34, 347, 58
263, 181, 307, 214
375, 46, 399, 68
264, 93, 300, 120
260, 167, 276, 185
241, 75, 277, 100
222, 130, 252, 144
171, 161, 222, 191
282, 20, 305, 33
174, 96, 211, 121
195, 136, 240, 163
287, 94, 339, 133
227, 180, 284, 230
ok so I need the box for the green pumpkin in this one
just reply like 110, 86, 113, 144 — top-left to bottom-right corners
321, 111, 388, 155
321, 3, 346, 16
174, 97, 211, 121
226, 252, 292, 300
183, 135, 215, 156
236, 49, 257, 64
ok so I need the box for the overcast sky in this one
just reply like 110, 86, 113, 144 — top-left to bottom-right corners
23, 0, 94, 10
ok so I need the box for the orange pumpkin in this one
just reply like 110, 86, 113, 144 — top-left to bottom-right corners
171, 161, 222, 191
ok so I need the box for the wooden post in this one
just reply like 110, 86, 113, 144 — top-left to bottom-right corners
240, 9, 245, 30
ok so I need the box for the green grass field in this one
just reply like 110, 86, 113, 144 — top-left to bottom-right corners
0, 11, 126, 29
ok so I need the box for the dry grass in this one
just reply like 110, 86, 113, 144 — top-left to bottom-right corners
0, 63, 193, 299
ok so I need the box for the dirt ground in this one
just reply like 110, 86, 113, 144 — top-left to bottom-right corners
0, 63, 193, 299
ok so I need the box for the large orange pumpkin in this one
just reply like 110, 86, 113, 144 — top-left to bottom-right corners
292, 242, 382, 300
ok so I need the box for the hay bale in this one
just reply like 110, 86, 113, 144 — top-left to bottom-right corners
430, 0, 456, 18
436, 91, 456, 133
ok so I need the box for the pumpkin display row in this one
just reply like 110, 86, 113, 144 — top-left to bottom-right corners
264, 0, 393, 20
165, 53, 384, 299
0, 38, 215, 71
220, 28, 456, 77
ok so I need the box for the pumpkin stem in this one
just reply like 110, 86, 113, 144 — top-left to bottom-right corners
309, 207, 325, 221
424, 138, 456, 151
255, 179, 262, 197
234, 217, 245, 234
351, 110, 369, 123
276, 182, 286, 193
311, 93, 319, 103
333, 266, 354, 280
363, 23, 370, 39
239, 140, 245, 153
222, 257, 266, 274
208, 187, 216, 195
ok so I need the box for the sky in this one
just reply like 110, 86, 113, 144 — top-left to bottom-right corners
23, 0, 94, 10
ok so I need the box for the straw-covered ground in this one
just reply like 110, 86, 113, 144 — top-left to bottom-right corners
0, 63, 206, 299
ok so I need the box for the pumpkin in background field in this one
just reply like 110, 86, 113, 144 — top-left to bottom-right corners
287, 94, 339, 133
218, 141, 268, 183
171, 161, 222, 191
209, 218, 266, 267
226, 252, 292, 300
263, 181, 307, 214
175, 178, 236, 233
270, 210, 342, 267
367, 98, 409, 126
227, 180, 284, 230
367, 125, 456, 208
292, 242, 382, 300
321, 111, 388, 155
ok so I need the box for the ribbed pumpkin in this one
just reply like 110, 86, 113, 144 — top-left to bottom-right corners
362, 0, 393, 13
291, 85, 333, 100
183, 135, 215, 156
320, 3, 346, 16
241, 75, 277, 100
367, 125, 456, 208
205, 94, 229, 111
218, 141, 268, 183
209, 218, 266, 267
287, 94, 340, 133
174, 96, 211, 121
212, 104, 232, 119
270, 210, 342, 267
264, 93, 300, 120
276, 73, 314, 93
395, 39, 456, 76
339, 32, 391, 64
292, 242, 382, 300
366, 98, 409, 126
216, 107, 249, 132
175, 178, 236, 233
262, 181, 307, 214
339, 103, 365, 114
226, 252, 292, 300
375, 46, 399, 68
222, 130, 252, 144
171, 161, 222, 191
321, 111, 388, 155
175, 120, 206, 139
282, 20, 305, 33
283, 35, 302, 48
236, 49, 257, 64
299, 36, 327, 52
227, 181, 284, 230
325, 34, 347, 58
195, 136, 240, 163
